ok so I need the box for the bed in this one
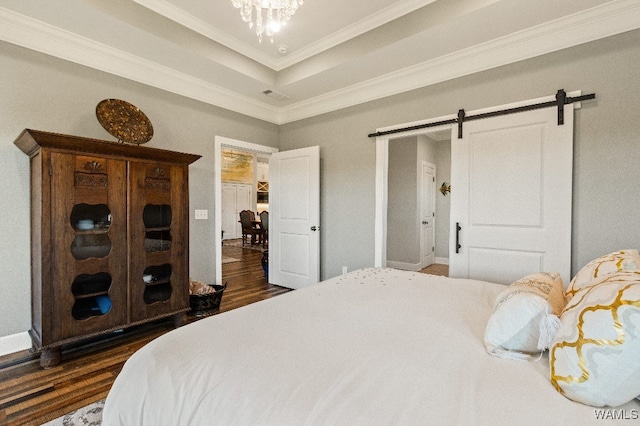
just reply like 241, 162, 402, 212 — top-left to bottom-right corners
103, 267, 640, 425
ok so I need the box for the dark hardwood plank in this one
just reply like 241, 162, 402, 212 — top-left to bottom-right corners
0, 243, 290, 425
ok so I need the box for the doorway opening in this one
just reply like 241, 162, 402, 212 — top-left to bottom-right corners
214, 136, 278, 285
385, 130, 452, 274
219, 151, 268, 275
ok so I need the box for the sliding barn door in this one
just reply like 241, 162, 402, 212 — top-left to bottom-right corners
449, 105, 573, 284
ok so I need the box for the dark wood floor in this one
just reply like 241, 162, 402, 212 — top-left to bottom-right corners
0, 244, 290, 426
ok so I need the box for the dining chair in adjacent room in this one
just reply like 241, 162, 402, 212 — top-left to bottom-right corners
259, 211, 269, 247
239, 210, 261, 245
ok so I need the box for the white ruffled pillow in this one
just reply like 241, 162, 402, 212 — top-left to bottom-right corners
485, 272, 566, 360
550, 270, 640, 407
566, 250, 640, 299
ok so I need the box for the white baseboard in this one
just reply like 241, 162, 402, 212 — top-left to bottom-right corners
0, 331, 31, 357
435, 257, 449, 265
386, 260, 421, 272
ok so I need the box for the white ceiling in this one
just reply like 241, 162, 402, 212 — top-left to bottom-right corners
1, 0, 639, 124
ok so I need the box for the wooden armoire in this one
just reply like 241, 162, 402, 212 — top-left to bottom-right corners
14, 129, 201, 368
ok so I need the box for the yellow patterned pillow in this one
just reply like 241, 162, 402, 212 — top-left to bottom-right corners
550, 270, 640, 407
566, 250, 640, 299
485, 272, 565, 360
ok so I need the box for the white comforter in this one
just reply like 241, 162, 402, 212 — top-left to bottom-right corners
103, 268, 639, 425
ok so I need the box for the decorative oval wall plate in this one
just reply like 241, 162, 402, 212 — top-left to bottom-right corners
96, 99, 153, 145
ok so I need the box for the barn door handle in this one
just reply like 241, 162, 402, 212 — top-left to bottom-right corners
455, 222, 462, 254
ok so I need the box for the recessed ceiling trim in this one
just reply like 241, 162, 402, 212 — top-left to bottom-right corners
132, 0, 437, 71
274, 0, 438, 70
0, 6, 279, 123
131, 0, 278, 69
278, 0, 640, 124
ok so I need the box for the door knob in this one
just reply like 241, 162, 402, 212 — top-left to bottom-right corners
422, 221, 429, 225
311, 226, 320, 231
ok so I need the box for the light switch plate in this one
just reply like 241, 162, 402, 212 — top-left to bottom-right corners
194, 209, 208, 220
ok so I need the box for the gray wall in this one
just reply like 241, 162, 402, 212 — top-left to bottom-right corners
0, 41, 279, 338
435, 140, 451, 259
279, 29, 640, 281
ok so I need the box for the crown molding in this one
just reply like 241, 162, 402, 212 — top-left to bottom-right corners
277, 0, 640, 124
1, 1, 639, 125
130, 0, 278, 69
0, 7, 279, 123
273, 0, 437, 70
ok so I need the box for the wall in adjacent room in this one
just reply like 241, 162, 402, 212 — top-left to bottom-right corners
387, 137, 419, 267
435, 140, 451, 260
387, 135, 439, 270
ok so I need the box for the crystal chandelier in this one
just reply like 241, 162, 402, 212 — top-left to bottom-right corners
231, 0, 304, 43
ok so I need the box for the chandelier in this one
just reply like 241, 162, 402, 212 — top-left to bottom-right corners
231, 0, 304, 43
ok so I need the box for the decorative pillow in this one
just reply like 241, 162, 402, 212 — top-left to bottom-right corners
550, 270, 640, 407
566, 250, 640, 299
485, 272, 566, 360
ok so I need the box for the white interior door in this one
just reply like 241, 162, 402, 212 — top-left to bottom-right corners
269, 146, 320, 289
421, 162, 436, 269
449, 105, 573, 284
221, 183, 237, 239
221, 183, 252, 239
235, 184, 253, 237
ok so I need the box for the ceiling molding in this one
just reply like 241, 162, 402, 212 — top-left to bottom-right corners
130, 0, 278, 69
0, 7, 279, 123
277, 0, 640, 124
273, 0, 438, 70
1, 1, 639, 125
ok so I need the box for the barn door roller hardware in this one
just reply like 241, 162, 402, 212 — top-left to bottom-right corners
367, 89, 595, 139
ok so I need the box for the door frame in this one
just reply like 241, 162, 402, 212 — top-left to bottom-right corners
373, 91, 583, 268
214, 135, 279, 285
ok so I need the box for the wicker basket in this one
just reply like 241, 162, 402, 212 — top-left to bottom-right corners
189, 283, 226, 316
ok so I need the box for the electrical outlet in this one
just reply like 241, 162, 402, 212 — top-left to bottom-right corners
342, 266, 348, 275
194, 209, 208, 220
